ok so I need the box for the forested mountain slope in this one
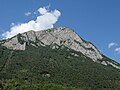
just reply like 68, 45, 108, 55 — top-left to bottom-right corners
0, 27, 120, 90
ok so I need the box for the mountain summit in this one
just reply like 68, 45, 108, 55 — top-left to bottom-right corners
0, 27, 120, 89
1, 27, 120, 69
2, 27, 102, 61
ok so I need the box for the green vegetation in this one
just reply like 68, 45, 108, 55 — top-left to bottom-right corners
1, 80, 81, 90
0, 44, 120, 90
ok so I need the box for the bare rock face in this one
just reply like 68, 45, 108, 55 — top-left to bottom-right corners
2, 36, 26, 50
2, 27, 120, 69
106, 61, 120, 69
2, 27, 103, 61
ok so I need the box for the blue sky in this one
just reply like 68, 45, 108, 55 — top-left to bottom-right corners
0, 0, 120, 63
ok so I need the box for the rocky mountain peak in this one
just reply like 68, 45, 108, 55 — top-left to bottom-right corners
1, 27, 103, 62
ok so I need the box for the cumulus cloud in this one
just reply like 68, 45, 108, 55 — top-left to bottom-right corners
115, 48, 120, 53
2, 6, 61, 39
24, 12, 32, 16
38, 7, 48, 15
108, 42, 118, 49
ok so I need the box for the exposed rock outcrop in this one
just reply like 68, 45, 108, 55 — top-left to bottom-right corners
2, 36, 26, 50
2, 27, 103, 61
1, 27, 120, 69
3, 27, 102, 61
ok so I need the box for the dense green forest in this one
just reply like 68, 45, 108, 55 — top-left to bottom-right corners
0, 44, 120, 90
1, 80, 82, 90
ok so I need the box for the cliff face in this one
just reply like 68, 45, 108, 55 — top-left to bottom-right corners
0, 27, 120, 89
1, 27, 103, 61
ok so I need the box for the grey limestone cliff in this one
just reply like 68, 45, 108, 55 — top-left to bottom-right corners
1, 27, 120, 69
2, 27, 103, 62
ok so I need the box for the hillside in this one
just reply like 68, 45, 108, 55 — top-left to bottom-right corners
0, 27, 120, 90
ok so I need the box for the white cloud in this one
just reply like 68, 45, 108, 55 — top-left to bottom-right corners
115, 48, 120, 53
11, 23, 15, 26
38, 7, 48, 15
2, 6, 61, 39
108, 42, 120, 54
0, 27, 5, 39
24, 12, 32, 16
108, 42, 118, 49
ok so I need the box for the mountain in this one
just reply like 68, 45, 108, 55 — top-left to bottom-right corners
0, 27, 120, 90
